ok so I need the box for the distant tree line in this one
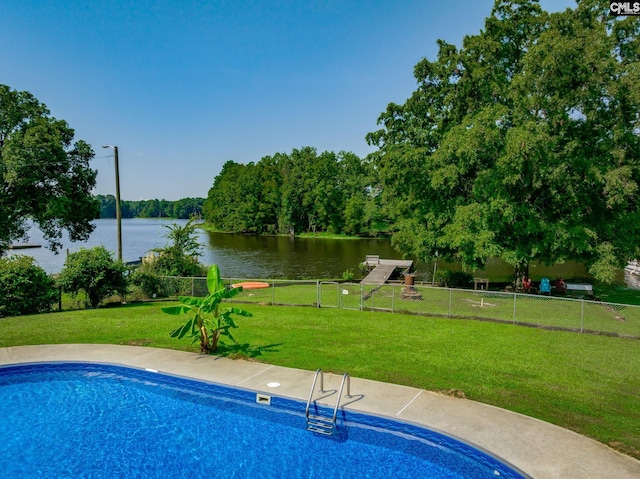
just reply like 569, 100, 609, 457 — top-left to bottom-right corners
96, 195, 204, 220
203, 147, 390, 236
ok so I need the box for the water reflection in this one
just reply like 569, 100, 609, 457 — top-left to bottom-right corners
201, 232, 401, 279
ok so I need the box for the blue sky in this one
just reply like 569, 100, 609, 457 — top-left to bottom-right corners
2, 0, 575, 200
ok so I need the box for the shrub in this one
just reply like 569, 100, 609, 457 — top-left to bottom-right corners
150, 219, 206, 277
342, 269, 355, 281
0, 256, 57, 317
437, 270, 474, 289
129, 267, 161, 298
57, 246, 128, 308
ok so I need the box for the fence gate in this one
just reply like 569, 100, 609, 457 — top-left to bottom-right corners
340, 282, 363, 310
319, 282, 339, 308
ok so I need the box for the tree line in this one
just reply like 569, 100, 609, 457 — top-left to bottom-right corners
96, 195, 204, 220
203, 147, 389, 236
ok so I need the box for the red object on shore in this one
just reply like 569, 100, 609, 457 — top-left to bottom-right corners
232, 281, 270, 290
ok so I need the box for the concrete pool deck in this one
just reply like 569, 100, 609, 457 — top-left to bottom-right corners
0, 344, 638, 479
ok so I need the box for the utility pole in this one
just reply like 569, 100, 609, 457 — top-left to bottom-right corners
102, 145, 122, 262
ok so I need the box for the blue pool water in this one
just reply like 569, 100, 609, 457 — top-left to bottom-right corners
0, 363, 525, 478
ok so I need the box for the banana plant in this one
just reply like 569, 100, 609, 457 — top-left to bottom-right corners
162, 264, 252, 353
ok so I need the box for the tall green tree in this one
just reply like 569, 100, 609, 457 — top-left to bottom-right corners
367, 0, 640, 283
204, 160, 251, 231
254, 156, 282, 234
278, 147, 315, 234
339, 151, 387, 236
0, 85, 100, 255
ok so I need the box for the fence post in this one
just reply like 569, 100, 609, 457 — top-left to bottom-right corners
316, 280, 320, 308
191, 277, 195, 297
449, 288, 452, 316
513, 292, 517, 324
371, 288, 374, 310
392, 284, 395, 313
272, 280, 275, 305
580, 299, 584, 332
360, 283, 364, 311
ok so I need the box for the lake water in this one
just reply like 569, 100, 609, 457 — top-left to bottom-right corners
12, 219, 402, 279
9, 218, 627, 284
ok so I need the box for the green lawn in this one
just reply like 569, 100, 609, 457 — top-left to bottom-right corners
1, 301, 638, 460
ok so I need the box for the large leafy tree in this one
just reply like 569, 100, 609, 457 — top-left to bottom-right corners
340, 151, 388, 236
204, 160, 252, 231
0, 85, 100, 255
367, 0, 640, 283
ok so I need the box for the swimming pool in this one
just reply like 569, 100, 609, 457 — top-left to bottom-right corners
0, 362, 526, 478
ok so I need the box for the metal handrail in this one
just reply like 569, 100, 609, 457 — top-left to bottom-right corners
306, 370, 352, 436
331, 373, 351, 423
305, 369, 323, 420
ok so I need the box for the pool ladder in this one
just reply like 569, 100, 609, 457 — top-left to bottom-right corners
305, 369, 351, 436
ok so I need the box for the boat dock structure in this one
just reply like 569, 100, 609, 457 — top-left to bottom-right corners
8, 244, 42, 250
361, 255, 413, 285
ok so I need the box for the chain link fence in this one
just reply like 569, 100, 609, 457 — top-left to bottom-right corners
153, 276, 320, 306
151, 276, 640, 339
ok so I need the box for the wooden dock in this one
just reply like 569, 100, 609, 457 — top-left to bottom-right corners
361, 256, 413, 285
8, 244, 42, 250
